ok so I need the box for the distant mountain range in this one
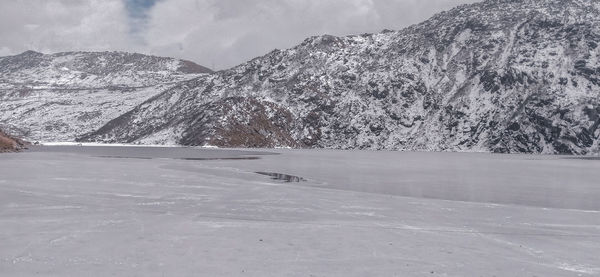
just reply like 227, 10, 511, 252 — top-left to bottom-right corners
0, 51, 210, 141
2, 0, 599, 154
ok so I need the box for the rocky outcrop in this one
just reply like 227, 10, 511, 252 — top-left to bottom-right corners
0, 129, 28, 152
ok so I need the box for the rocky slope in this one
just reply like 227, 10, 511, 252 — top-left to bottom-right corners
81, 0, 600, 154
0, 51, 211, 141
0, 129, 28, 152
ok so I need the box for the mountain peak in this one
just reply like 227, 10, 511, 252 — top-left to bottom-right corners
18, 50, 43, 56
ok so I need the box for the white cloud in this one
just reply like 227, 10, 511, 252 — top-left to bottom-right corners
0, 46, 12, 56
143, 0, 478, 69
0, 0, 131, 55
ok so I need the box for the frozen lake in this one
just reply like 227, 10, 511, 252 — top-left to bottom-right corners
1, 146, 599, 276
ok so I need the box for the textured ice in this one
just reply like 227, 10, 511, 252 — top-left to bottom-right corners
0, 146, 599, 276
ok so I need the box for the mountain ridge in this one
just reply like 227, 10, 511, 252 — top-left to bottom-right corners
0, 51, 210, 141
1, 0, 599, 154
80, 0, 600, 154
0, 50, 211, 89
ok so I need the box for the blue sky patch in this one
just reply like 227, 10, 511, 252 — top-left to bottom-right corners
123, 0, 160, 39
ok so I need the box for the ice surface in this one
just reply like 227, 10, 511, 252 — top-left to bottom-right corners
0, 146, 599, 276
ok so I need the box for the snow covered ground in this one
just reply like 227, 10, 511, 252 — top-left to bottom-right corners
0, 146, 599, 276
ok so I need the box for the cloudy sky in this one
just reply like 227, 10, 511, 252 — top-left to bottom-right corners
0, 0, 478, 69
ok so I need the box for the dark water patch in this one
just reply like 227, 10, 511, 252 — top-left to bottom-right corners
563, 156, 600, 161
179, 157, 260, 161
29, 145, 278, 160
256, 172, 306, 182
95, 156, 261, 161
95, 155, 153, 160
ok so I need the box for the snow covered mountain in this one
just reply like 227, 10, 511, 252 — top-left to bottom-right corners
0, 51, 211, 141
80, 0, 600, 154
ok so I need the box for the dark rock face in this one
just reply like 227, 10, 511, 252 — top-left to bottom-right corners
81, 0, 600, 154
200, 97, 298, 148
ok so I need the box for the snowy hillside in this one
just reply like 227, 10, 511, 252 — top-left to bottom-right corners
82, 0, 600, 154
0, 50, 211, 89
0, 51, 211, 141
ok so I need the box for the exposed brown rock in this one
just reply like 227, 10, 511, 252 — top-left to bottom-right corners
0, 129, 28, 152
208, 97, 300, 148
178, 60, 214, 74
